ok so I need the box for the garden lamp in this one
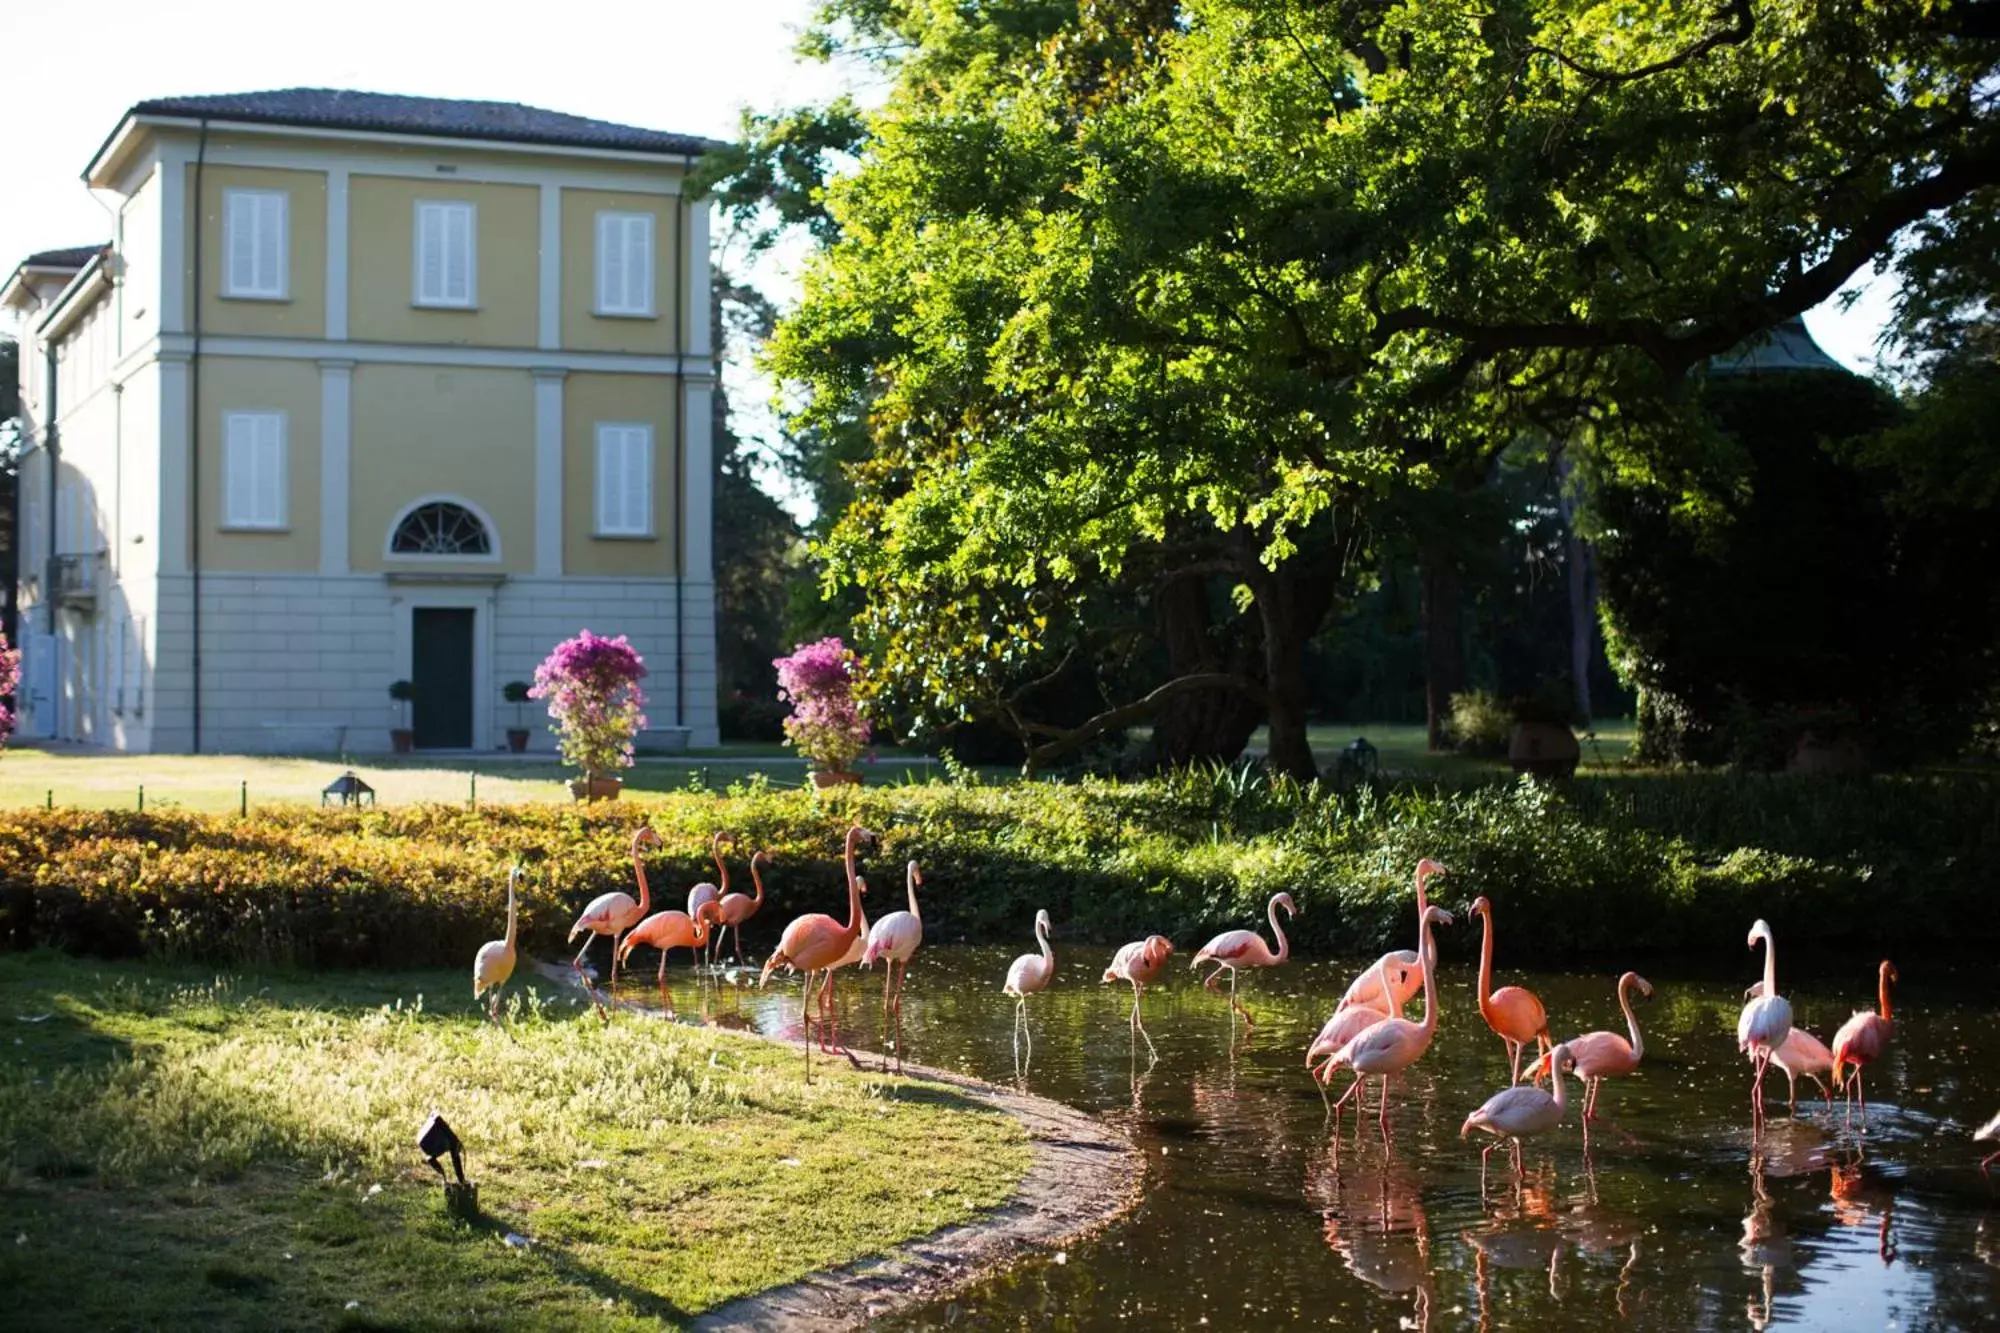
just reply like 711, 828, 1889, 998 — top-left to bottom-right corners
322, 770, 376, 807
418, 1112, 467, 1185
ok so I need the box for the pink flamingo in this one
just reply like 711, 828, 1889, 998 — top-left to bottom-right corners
862, 860, 925, 1072
617, 899, 724, 986
1191, 891, 1297, 1026
1337, 859, 1446, 1014
1744, 981, 1836, 1113
686, 831, 732, 966
1462, 1043, 1576, 1180
1831, 960, 1898, 1127
1738, 919, 1794, 1122
568, 826, 661, 985
813, 875, 872, 1054
1470, 896, 1552, 1085
1551, 972, 1653, 1122
1977, 1111, 2000, 1176
1103, 934, 1174, 1059
1003, 909, 1055, 1066
1319, 905, 1455, 1127
472, 865, 522, 1025
758, 825, 873, 1080
711, 848, 769, 965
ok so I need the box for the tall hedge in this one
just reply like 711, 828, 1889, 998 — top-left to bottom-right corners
2, 771, 1995, 968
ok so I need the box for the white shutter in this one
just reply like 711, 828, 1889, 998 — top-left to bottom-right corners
415, 201, 476, 307
226, 191, 257, 294
623, 427, 652, 533
597, 213, 623, 312
224, 412, 285, 527
625, 215, 653, 314
255, 414, 284, 525
445, 204, 473, 304
595, 213, 654, 315
224, 190, 285, 298
595, 427, 621, 533
417, 203, 444, 304
256, 193, 285, 296
594, 425, 653, 535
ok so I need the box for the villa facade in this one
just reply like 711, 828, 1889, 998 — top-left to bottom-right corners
4, 89, 721, 753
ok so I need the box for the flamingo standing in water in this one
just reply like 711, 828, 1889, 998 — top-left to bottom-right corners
1470, 896, 1552, 1085
1319, 905, 1455, 1127
1542, 972, 1653, 1123
1744, 981, 1836, 1113
1191, 891, 1297, 1026
862, 861, 925, 1072
811, 875, 872, 1053
472, 865, 522, 1024
1337, 859, 1446, 1014
759, 825, 873, 1080
1462, 1043, 1576, 1180
1831, 960, 1898, 1127
685, 831, 733, 967
1003, 909, 1055, 1067
569, 827, 661, 985
1103, 934, 1174, 1059
1308, 957, 1394, 1113
617, 898, 724, 985
1738, 919, 1794, 1122
712, 849, 769, 965
1976, 1112, 2000, 1176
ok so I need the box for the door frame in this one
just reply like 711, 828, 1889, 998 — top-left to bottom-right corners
389, 583, 497, 751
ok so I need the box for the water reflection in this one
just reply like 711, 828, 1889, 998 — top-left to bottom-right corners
595, 951, 2000, 1331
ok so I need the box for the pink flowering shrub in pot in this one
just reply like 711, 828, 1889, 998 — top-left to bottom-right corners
774, 638, 871, 787
531, 631, 648, 801
0, 633, 21, 751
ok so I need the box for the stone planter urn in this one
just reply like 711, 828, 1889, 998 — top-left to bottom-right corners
505, 729, 531, 754
569, 775, 624, 802
810, 768, 863, 791
1508, 722, 1579, 778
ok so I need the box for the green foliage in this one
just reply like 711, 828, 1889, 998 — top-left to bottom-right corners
6, 770, 1996, 967
1447, 690, 1512, 757
1596, 370, 2000, 767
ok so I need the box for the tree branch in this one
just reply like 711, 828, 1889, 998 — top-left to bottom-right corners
1527, 0, 1755, 87
1022, 672, 1269, 773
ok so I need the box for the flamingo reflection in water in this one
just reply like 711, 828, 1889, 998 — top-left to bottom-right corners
1829, 1151, 1897, 1266
1308, 1140, 1432, 1333
1742, 1147, 1803, 1332
1564, 1155, 1647, 1320
1464, 1171, 1565, 1332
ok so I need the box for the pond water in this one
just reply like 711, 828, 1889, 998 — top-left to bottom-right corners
611, 945, 2000, 1331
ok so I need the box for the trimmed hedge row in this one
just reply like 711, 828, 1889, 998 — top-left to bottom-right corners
2, 770, 1996, 968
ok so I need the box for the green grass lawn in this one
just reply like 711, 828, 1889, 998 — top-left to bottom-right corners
0, 953, 1030, 1330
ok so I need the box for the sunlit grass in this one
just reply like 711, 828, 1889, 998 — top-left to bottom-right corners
0, 953, 1029, 1329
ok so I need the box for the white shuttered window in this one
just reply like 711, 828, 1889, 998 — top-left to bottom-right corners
224, 189, 288, 299
223, 411, 287, 529
414, 201, 477, 307
594, 424, 653, 536
594, 212, 655, 316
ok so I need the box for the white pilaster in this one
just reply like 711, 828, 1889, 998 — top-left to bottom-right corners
685, 198, 712, 357
320, 360, 353, 574
157, 351, 191, 575
538, 184, 561, 350
533, 369, 566, 576
681, 379, 714, 582
157, 146, 191, 335
325, 168, 350, 341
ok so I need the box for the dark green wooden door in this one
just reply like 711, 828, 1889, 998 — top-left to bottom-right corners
411, 608, 475, 749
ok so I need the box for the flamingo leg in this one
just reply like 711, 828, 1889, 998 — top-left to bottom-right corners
1752, 1050, 1771, 1121
1981, 1150, 2000, 1176
893, 961, 908, 1073
572, 933, 597, 983
1855, 1069, 1868, 1128
1509, 1039, 1523, 1086
609, 930, 626, 987
800, 969, 816, 1081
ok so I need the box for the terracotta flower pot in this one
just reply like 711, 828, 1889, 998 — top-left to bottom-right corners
1508, 722, 1579, 778
505, 729, 530, 754
390, 729, 415, 754
569, 775, 624, 802
810, 768, 863, 790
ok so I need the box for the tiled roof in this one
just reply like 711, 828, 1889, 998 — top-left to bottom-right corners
1708, 317, 1850, 376
20, 245, 106, 271
128, 88, 716, 157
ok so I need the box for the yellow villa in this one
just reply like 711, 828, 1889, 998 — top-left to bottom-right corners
4, 89, 721, 752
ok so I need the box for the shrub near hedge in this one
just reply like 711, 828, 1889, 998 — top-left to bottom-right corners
1, 772, 1995, 968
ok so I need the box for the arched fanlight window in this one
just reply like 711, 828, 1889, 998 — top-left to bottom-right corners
390, 501, 491, 556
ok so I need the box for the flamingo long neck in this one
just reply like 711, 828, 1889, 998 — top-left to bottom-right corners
1268, 896, 1290, 963
748, 856, 766, 909
1418, 916, 1440, 1038
1416, 867, 1437, 971
631, 836, 652, 915
1549, 1055, 1568, 1116
713, 834, 731, 896
1037, 918, 1054, 971
1476, 907, 1496, 1008
842, 835, 864, 937
692, 911, 713, 945
1761, 930, 1777, 997
907, 864, 921, 921
504, 877, 517, 949
1619, 978, 1643, 1061
1878, 965, 1893, 1022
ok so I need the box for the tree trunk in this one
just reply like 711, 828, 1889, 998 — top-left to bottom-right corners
1250, 534, 1346, 781
1137, 574, 1262, 770
1556, 455, 1595, 723
1420, 549, 1465, 752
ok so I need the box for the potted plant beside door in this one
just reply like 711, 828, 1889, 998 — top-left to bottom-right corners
531, 630, 647, 802
389, 679, 416, 754
503, 680, 533, 753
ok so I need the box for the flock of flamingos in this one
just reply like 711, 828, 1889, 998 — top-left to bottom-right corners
471, 824, 2000, 1178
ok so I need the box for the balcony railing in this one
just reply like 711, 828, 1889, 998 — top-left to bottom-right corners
49, 553, 98, 611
